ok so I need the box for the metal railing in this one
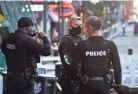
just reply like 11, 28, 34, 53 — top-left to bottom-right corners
101, 22, 124, 40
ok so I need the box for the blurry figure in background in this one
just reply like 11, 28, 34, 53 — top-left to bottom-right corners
58, 16, 83, 94
0, 20, 10, 69
50, 21, 59, 56
0, 20, 10, 48
36, 12, 42, 26
134, 22, 138, 36
50, 21, 58, 43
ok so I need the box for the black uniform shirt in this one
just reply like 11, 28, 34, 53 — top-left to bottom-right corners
1, 31, 51, 71
70, 36, 122, 85
58, 33, 82, 70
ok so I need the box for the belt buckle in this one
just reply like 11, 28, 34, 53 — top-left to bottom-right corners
91, 77, 104, 81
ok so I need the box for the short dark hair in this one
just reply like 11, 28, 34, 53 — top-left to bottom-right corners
85, 16, 101, 30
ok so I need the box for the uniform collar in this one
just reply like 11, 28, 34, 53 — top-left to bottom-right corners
69, 32, 80, 39
88, 36, 103, 40
15, 30, 30, 36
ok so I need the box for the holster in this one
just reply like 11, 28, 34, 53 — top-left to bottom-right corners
25, 68, 38, 85
81, 75, 89, 84
81, 74, 112, 85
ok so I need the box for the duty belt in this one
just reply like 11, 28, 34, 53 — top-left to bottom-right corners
81, 75, 104, 84
7, 72, 25, 76
7, 68, 32, 77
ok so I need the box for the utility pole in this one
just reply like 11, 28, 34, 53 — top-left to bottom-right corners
61, 1, 64, 39
43, 1, 47, 34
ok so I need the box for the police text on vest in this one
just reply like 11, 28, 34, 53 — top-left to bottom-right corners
6, 44, 15, 49
85, 51, 106, 56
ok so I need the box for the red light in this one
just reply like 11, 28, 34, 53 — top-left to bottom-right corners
62, 1, 69, 5
33, 0, 41, 2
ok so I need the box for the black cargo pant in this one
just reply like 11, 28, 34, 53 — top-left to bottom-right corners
62, 79, 77, 94
5, 74, 34, 94
78, 79, 110, 94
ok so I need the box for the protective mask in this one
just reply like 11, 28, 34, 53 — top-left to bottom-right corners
28, 29, 37, 37
28, 32, 38, 37
70, 26, 81, 35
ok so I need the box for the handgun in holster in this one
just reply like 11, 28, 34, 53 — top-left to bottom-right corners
25, 68, 38, 85
25, 68, 32, 79
104, 74, 113, 86
81, 75, 89, 84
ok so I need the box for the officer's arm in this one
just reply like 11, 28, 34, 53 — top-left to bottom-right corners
70, 42, 83, 73
1, 38, 6, 55
110, 41, 122, 85
58, 39, 72, 70
24, 36, 51, 56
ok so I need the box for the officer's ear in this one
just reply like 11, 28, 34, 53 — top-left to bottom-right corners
28, 26, 33, 30
26, 26, 29, 31
89, 26, 96, 31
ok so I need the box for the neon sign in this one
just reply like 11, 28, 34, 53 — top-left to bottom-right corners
48, 2, 75, 18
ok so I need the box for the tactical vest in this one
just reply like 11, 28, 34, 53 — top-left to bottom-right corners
62, 35, 82, 46
81, 39, 111, 77
61, 35, 82, 69
3, 33, 36, 71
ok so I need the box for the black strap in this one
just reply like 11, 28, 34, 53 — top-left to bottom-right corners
107, 40, 111, 57
62, 35, 75, 46
62, 35, 82, 46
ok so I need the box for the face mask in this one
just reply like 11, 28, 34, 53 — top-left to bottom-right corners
70, 26, 81, 35
28, 29, 37, 37
28, 32, 38, 37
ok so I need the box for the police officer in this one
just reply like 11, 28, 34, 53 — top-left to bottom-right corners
58, 16, 83, 94
134, 22, 138, 36
1, 17, 51, 94
70, 16, 122, 94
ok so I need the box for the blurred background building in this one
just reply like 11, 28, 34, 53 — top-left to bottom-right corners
1, 1, 138, 93
0, 0, 137, 42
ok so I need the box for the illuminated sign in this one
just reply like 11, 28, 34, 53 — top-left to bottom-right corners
48, 2, 75, 18
30, 5, 43, 11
